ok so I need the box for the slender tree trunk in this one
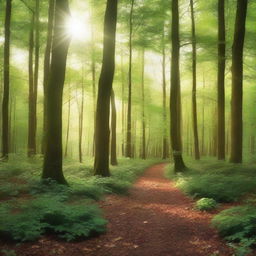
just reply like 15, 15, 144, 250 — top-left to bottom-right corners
126, 0, 134, 158
190, 0, 200, 160
28, 13, 35, 157
141, 49, 146, 160
217, 0, 226, 160
90, 9, 96, 156
121, 51, 125, 156
28, 0, 40, 156
42, 0, 55, 154
170, 0, 186, 172
94, 0, 118, 176
78, 79, 84, 163
230, 0, 248, 163
201, 72, 205, 156
162, 31, 168, 159
64, 85, 71, 157
42, 0, 71, 184
110, 89, 118, 165
2, 0, 12, 160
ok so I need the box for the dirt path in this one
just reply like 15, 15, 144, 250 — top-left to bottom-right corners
5, 163, 233, 256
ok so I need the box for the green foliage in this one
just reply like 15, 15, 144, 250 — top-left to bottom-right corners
212, 205, 256, 256
195, 198, 218, 211
0, 195, 106, 242
1, 250, 17, 256
168, 159, 256, 203
0, 158, 158, 242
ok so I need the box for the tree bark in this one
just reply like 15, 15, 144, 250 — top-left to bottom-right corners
230, 0, 248, 163
64, 85, 71, 158
42, 0, 55, 154
162, 31, 168, 160
78, 79, 84, 163
126, 0, 134, 158
28, 13, 35, 157
170, 0, 186, 172
110, 89, 118, 165
217, 0, 226, 160
2, 0, 12, 160
141, 49, 146, 160
42, 0, 71, 184
28, 0, 40, 157
190, 0, 200, 160
94, 0, 118, 176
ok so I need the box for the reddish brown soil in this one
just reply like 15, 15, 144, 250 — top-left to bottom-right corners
1, 163, 233, 256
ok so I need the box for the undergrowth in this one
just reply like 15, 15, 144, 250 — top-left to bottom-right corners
0, 156, 159, 242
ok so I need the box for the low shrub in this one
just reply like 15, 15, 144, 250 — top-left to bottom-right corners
212, 205, 256, 256
0, 195, 107, 242
195, 198, 218, 211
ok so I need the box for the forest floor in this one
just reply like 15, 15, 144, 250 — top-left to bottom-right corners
1, 163, 235, 256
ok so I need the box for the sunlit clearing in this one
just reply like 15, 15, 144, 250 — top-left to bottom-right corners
66, 14, 91, 42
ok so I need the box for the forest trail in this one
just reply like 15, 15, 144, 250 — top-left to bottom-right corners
12, 163, 233, 256
78, 163, 233, 256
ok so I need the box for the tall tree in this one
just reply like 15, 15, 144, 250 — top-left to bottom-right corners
94, 0, 118, 176
28, 12, 35, 157
170, 0, 186, 172
141, 48, 146, 160
190, 0, 200, 160
110, 89, 118, 166
217, 0, 226, 160
1, 0, 12, 160
42, 0, 55, 154
161, 30, 168, 160
28, 0, 40, 157
230, 0, 248, 163
126, 0, 134, 158
42, 0, 71, 184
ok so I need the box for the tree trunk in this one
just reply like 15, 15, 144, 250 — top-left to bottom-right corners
42, 0, 55, 154
28, 13, 35, 157
110, 89, 118, 165
162, 31, 168, 160
141, 49, 146, 160
230, 0, 248, 163
64, 85, 71, 158
170, 0, 186, 172
28, 0, 40, 157
217, 0, 226, 160
94, 0, 118, 176
42, 0, 71, 184
190, 0, 200, 160
78, 79, 84, 163
126, 0, 134, 158
2, 0, 12, 160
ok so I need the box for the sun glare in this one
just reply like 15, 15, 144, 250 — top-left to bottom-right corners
66, 14, 91, 42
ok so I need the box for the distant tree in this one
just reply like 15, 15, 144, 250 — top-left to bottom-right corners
140, 48, 146, 160
217, 0, 226, 160
126, 0, 135, 158
28, 0, 40, 157
230, 0, 248, 163
42, 0, 71, 184
1, 0, 12, 160
110, 89, 118, 166
170, 0, 186, 172
94, 0, 118, 176
190, 0, 200, 160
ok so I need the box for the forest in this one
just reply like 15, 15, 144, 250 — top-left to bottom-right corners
0, 0, 256, 255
